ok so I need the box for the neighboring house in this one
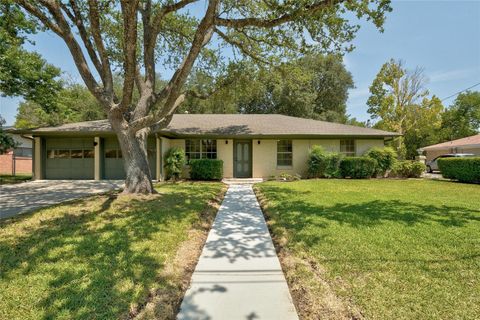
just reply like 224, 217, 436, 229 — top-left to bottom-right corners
0, 128, 33, 175
14, 114, 398, 180
419, 134, 480, 162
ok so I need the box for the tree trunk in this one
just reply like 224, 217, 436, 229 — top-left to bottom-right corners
111, 116, 156, 194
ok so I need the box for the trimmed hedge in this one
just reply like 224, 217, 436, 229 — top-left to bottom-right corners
438, 157, 480, 183
307, 145, 342, 178
364, 147, 397, 177
339, 157, 376, 179
189, 159, 224, 180
391, 160, 425, 178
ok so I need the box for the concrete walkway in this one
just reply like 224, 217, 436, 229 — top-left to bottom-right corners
178, 184, 298, 320
0, 180, 124, 219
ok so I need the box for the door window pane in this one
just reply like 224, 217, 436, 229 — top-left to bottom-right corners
105, 149, 117, 158
57, 150, 70, 159
71, 150, 83, 158
83, 149, 94, 158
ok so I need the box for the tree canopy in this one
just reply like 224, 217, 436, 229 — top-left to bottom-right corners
180, 54, 354, 123
440, 91, 480, 141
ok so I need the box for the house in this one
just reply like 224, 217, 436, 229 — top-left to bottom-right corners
0, 128, 33, 175
419, 134, 480, 162
14, 114, 399, 180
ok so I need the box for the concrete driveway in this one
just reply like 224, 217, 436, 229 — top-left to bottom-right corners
0, 180, 124, 220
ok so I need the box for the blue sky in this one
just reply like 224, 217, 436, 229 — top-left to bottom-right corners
1, 0, 479, 125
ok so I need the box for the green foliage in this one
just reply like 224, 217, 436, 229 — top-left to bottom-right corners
14, 83, 105, 128
0, 115, 16, 154
278, 172, 301, 182
163, 147, 186, 180
367, 59, 444, 159
0, 2, 62, 111
438, 157, 480, 183
391, 160, 426, 178
181, 54, 355, 123
440, 91, 480, 141
307, 145, 342, 178
365, 147, 397, 176
189, 159, 223, 181
339, 157, 376, 179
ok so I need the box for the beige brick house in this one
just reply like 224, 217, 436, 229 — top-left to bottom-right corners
16, 114, 399, 180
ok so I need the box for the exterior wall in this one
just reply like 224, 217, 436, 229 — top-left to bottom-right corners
356, 139, 385, 155
217, 139, 233, 178
45, 137, 94, 179
253, 138, 385, 178
0, 152, 32, 174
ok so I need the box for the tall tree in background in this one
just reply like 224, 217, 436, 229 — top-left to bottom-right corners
10, 0, 392, 193
367, 59, 444, 158
0, 2, 62, 111
182, 54, 354, 122
440, 91, 480, 141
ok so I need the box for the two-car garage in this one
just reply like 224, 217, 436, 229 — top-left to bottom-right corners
43, 136, 157, 180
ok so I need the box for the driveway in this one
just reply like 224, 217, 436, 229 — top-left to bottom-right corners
0, 180, 124, 220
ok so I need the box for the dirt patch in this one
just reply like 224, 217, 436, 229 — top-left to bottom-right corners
253, 186, 363, 320
127, 184, 228, 320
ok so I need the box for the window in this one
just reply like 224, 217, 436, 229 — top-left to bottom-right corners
13, 147, 32, 158
83, 149, 94, 158
277, 140, 292, 167
202, 140, 217, 159
105, 149, 122, 159
71, 150, 83, 158
340, 139, 355, 156
185, 139, 217, 161
47, 149, 96, 159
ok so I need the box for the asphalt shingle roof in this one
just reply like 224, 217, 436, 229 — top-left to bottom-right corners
19, 114, 399, 138
420, 134, 480, 150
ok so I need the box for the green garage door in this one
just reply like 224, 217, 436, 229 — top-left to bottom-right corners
45, 138, 94, 179
104, 137, 156, 180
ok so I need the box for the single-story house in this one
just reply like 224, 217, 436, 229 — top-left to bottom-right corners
14, 114, 399, 180
419, 134, 480, 162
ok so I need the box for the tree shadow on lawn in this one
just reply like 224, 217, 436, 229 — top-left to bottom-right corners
0, 190, 212, 320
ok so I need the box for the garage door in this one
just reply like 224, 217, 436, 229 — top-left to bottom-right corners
104, 137, 156, 180
45, 138, 94, 179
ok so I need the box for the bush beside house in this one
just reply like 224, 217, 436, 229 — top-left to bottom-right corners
391, 160, 425, 178
364, 147, 397, 177
307, 146, 342, 178
164, 147, 186, 180
438, 157, 480, 183
189, 159, 224, 180
339, 157, 376, 179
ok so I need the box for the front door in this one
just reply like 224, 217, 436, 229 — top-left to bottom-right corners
234, 140, 252, 178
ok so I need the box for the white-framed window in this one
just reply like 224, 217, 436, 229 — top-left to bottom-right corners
185, 139, 217, 161
277, 140, 293, 167
340, 139, 355, 156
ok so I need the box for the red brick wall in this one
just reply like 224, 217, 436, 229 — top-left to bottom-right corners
0, 153, 32, 174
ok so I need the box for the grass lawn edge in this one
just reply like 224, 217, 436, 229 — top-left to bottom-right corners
132, 182, 228, 319
253, 184, 363, 320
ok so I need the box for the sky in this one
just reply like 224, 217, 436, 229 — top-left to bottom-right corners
1, 0, 479, 126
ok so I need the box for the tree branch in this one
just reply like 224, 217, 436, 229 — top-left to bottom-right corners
214, 27, 269, 64
215, 0, 341, 28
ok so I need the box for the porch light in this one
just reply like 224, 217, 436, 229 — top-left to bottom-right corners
258, 140, 261, 145
225, 140, 228, 144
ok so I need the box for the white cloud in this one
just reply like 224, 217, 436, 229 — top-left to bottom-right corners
428, 68, 478, 83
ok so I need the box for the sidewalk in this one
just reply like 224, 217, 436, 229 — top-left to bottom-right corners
178, 184, 298, 320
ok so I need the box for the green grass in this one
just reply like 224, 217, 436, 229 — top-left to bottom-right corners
0, 182, 223, 320
0, 174, 32, 185
256, 179, 480, 320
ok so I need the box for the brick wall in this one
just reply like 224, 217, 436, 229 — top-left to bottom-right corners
0, 153, 32, 174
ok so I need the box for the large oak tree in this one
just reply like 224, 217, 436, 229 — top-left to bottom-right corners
9, 0, 391, 193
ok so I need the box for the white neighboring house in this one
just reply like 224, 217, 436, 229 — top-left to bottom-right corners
4, 126, 33, 157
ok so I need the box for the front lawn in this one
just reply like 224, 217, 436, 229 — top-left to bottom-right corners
256, 179, 480, 320
0, 182, 225, 320
0, 174, 32, 185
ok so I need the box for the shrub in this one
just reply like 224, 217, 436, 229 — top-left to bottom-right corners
307, 145, 342, 178
365, 147, 397, 177
278, 172, 301, 182
438, 157, 480, 183
391, 160, 425, 178
189, 159, 223, 180
339, 157, 376, 179
164, 147, 186, 180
